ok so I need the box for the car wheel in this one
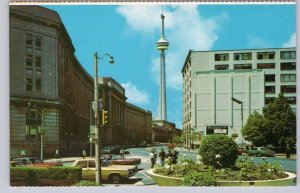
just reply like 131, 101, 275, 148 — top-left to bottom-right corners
110, 174, 121, 184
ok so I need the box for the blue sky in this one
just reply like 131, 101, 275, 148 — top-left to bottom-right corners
44, 4, 295, 128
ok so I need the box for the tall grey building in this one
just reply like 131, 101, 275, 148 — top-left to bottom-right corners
182, 48, 296, 147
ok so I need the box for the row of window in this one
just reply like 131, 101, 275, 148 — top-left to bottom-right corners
265, 96, 296, 105
215, 62, 296, 70
215, 51, 296, 61
264, 74, 296, 83
25, 33, 43, 94
265, 85, 296, 94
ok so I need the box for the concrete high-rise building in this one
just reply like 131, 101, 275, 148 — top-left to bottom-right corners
182, 48, 296, 148
156, 13, 169, 121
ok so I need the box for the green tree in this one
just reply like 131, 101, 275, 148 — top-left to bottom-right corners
263, 93, 296, 147
171, 134, 183, 145
242, 111, 267, 146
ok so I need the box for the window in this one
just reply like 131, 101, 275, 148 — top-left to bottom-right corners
36, 78, 41, 94
281, 62, 296, 70
234, 64, 252, 70
234, 52, 252, 60
265, 97, 275, 104
26, 33, 33, 45
35, 56, 42, 68
26, 77, 33, 92
281, 74, 296, 82
257, 63, 275, 69
25, 125, 38, 140
26, 53, 33, 67
215, 53, 229, 61
265, 74, 275, 82
215, 64, 229, 70
265, 86, 275, 94
286, 97, 296, 104
257, 52, 275, 60
281, 51, 296, 59
281, 85, 296, 93
35, 36, 41, 47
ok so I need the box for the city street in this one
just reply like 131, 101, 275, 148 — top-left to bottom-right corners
52, 145, 296, 186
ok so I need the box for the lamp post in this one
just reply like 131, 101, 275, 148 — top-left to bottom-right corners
231, 97, 243, 144
93, 51, 114, 186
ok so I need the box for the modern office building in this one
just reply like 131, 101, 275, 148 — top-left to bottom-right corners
182, 48, 296, 147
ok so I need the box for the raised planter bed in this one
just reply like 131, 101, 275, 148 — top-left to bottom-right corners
147, 169, 296, 186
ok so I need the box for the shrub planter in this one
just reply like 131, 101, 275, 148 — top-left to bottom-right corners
147, 169, 296, 186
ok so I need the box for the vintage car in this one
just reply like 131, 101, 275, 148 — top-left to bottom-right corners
11, 157, 63, 167
246, 146, 275, 157
71, 158, 138, 184
102, 154, 141, 165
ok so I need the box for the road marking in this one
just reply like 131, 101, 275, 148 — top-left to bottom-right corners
137, 170, 152, 180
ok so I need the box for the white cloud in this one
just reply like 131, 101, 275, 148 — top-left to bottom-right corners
282, 33, 296, 48
246, 35, 272, 48
117, 5, 228, 90
121, 82, 149, 105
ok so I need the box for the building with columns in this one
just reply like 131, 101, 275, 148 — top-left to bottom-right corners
182, 48, 296, 148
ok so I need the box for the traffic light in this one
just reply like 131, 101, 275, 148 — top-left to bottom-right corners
102, 110, 109, 126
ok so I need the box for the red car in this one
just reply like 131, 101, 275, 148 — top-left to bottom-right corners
11, 157, 62, 167
102, 154, 141, 165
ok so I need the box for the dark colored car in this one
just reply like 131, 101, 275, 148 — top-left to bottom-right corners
101, 154, 141, 165
246, 146, 275, 157
11, 157, 62, 167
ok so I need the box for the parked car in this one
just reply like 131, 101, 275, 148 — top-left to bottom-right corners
11, 157, 63, 167
102, 154, 141, 165
237, 147, 248, 155
246, 146, 275, 157
102, 146, 129, 155
71, 158, 138, 184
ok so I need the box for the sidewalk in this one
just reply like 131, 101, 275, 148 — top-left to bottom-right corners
44, 156, 90, 163
274, 154, 297, 160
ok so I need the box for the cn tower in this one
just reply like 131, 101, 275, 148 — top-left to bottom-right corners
156, 13, 169, 120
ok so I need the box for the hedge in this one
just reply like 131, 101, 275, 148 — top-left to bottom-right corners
10, 166, 82, 182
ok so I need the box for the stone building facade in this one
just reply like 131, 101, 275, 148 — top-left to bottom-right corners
10, 6, 94, 157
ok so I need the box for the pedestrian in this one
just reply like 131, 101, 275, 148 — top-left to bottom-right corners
153, 148, 157, 164
148, 150, 156, 168
82, 149, 87, 159
55, 149, 59, 159
286, 143, 291, 159
167, 149, 172, 158
159, 148, 166, 166
120, 148, 124, 159
171, 150, 178, 164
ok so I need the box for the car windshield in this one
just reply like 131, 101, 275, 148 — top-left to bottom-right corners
29, 158, 42, 164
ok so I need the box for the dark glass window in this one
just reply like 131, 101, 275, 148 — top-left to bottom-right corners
35, 36, 41, 47
215, 53, 229, 61
36, 78, 41, 94
257, 63, 275, 69
257, 52, 275, 60
286, 97, 296, 104
234, 52, 252, 60
281, 85, 296, 93
265, 74, 275, 82
281, 74, 296, 82
215, 64, 229, 70
26, 77, 33, 92
36, 56, 42, 68
265, 97, 275, 104
26, 54, 33, 67
26, 34, 33, 45
281, 51, 296, 59
265, 86, 275, 94
234, 64, 252, 70
281, 62, 296, 70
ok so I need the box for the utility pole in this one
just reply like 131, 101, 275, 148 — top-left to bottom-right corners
94, 52, 102, 186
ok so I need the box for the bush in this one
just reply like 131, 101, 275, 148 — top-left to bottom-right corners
73, 180, 99, 186
11, 166, 82, 182
181, 172, 217, 186
199, 135, 238, 169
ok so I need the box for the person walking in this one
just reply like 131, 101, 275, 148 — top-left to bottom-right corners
120, 148, 125, 159
286, 143, 291, 159
159, 148, 166, 166
82, 149, 87, 159
148, 150, 156, 168
55, 149, 59, 159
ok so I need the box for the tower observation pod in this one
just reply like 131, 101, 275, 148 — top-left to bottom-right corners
156, 13, 169, 121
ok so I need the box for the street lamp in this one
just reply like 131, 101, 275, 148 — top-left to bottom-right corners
93, 51, 114, 186
231, 97, 243, 145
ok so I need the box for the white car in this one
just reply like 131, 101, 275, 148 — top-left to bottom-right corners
71, 158, 138, 184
